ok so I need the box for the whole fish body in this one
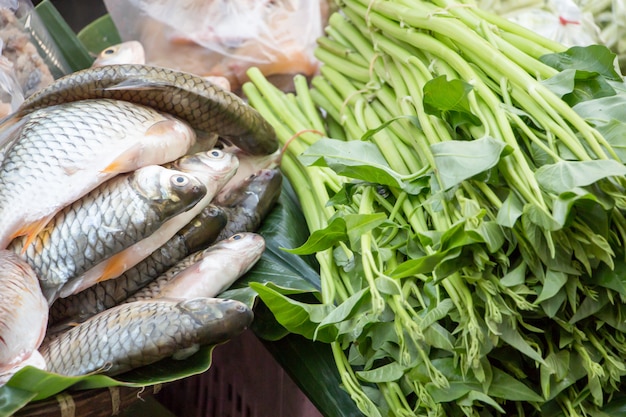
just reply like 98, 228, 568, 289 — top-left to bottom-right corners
9, 165, 207, 304
215, 167, 283, 241
17, 64, 278, 155
48, 205, 228, 327
0, 250, 48, 385
40, 297, 253, 377
0, 98, 197, 249
126, 232, 265, 302
61, 149, 239, 297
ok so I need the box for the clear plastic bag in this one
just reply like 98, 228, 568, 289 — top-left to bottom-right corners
104, 0, 329, 92
0, 0, 70, 108
477, 0, 602, 47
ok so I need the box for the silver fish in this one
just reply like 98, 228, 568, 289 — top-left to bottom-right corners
9, 165, 207, 304
48, 205, 228, 327
126, 232, 265, 302
0, 250, 48, 385
62, 149, 239, 297
40, 297, 253, 377
215, 167, 282, 241
0, 98, 197, 250
18, 64, 278, 155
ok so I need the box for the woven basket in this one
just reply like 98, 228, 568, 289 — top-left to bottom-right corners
14, 384, 162, 417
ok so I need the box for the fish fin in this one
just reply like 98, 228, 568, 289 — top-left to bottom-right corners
99, 144, 143, 173
172, 344, 200, 360
58, 253, 129, 299
146, 119, 179, 136
13, 216, 53, 254
98, 252, 131, 283
103, 78, 170, 91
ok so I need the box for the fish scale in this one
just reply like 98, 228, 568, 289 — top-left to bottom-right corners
0, 98, 198, 250
125, 232, 266, 302
9, 165, 207, 304
62, 150, 239, 298
40, 297, 254, 377
48, 205, 228, 327
19, 64, 278, 155
0, 250, 48, 384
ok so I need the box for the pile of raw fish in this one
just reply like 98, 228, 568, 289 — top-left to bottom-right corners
0, 51, 283, 384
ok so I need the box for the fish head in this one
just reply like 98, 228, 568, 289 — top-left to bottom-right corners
206, 232, 266, 276
177, 205, 228, 253
241, 168, 283, 213
168, 149, 240, 191
131, 165, 208, 219
179, 297, 253, 345
213, 146, 281, 203
92, 41, 146, 67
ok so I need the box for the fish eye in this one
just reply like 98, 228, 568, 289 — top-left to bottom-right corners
171, 175, 190, 187
210, 149, 223, 158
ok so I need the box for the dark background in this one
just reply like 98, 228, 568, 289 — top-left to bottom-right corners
32, 0, 107, 32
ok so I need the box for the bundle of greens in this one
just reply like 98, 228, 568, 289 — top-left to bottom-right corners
243, 0, 626, 415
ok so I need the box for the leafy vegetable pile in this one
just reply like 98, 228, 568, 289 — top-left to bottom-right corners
243, 0, 626, 415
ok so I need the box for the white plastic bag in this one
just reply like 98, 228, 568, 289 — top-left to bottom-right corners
498, 0, 603, 47
104, 0, 329, 91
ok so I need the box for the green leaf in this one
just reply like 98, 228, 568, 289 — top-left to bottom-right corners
593, 257, 626, 296
542, 69, 616, 106
426, 381, 481, 403
540, 45, 622, 82
34, 0, 93, 73
540, 288, 566, 318
497, 320, 546, 365
500, 262, 527, 287
496, 191, 524, 228
250, 282, 336, 343
423, 323, 455, 351
535, 269, 568, 304
299, 138, 421, 193
431, 136, 512, 190
0, 384, 37, 416
488, 368, 543, 402
535, 160, 626, 195
285, 217, 347, 255
77, 14, 122, 55
318, 288, 370, 329
573, 94, 626, 160
4, 344, 217, 403
568, 291, 610, 324
458, 390, 505, 413
356, 362, 406, 383
344, 213, 387, 249
423, 75, 481, 128
389, 247, 462, 279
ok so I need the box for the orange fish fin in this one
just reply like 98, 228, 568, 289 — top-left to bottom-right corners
13, 216, 53, 253
99, 252, 131, 283
146, 119, 178, 136
100, 159, 124, 174
99, 144, 142, 174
